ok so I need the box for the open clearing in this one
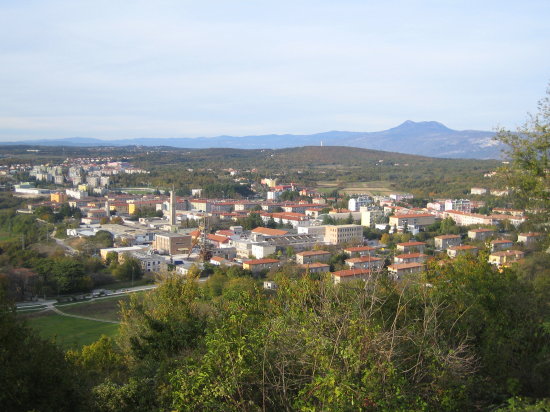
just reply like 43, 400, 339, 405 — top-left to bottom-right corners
20, 294, 139, 349
57, 294, 131, 322
24, 312, 119, 349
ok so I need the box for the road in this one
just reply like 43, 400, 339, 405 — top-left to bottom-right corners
52, 235, 79, 255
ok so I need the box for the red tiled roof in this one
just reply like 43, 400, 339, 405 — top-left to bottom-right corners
344, 246, 375, 252
346, 256, 383, 263
332, 268, 372, 277
397, 241, 426, 247
251, 227, 289, 236
243, 258, 280, 265
296, 250, 330, 256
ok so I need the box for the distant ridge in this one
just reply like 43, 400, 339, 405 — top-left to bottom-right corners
0, 121, 502, 159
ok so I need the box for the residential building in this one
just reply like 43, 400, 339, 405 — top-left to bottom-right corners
360, 209, 383, 228
50, 192, 68, 203
243, 258, 280, 273
468, 228, 495, 241
295, 250, 331, 265
488, 250, 525, 267
300, 262, 330, 274
470, 187, 487, 195
396, 241, 426, 254
491, 239, 513, 252
324, 224, 363, 245
394, 253, 427, 264
332, 268, 372, 284
344, 245, 376, 257
447, 245, 478, 258
345, 256, 384, 270
434, 234, 461, 250
517, 232, 543, 247
387, 262, 425, 279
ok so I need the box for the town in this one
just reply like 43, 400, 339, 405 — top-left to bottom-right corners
5, 153, 543, 297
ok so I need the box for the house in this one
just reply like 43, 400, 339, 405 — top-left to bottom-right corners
468, 228, 495, 241
300, 262, 330, 274
447, 245, 478, 258
396, 241, 426, 254
344, 245, 376, 257
394, 253, 426, 264
517, 232, 543, 247
434, 234, 461, 250
130, 251, 163, 273
295, 250, 331, 265
387, 262, 425, 279
250, 227, 289, 241
488, 250, 525, 267
332, 268, 372, 284
263, 281, 278, 290
491, 239, 513, 252
324, 224, 363, 245
242, 258, 280, 273
345, 256, 384, 270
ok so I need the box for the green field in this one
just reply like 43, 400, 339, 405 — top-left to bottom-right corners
25, 312, 119, 349
58, 294, 130, 322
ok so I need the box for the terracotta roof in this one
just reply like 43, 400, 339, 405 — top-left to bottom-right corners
468, 228, 494, 233
332, 268, 372, 277
397, 241, 426, 247
435, 234, 461, 239
448, 245, 477, 250
491, 239, 513, 244
344, 246, 376, 252
388, 262, 425, 270
207, 234, 230, 243
296, 250, 330, 256
301, 262, 330, 268
346, 256, 383, 263
393, 213, 434, 218
395, 253, 426, 259
243, 258, 280, 265
251, 227, 289, 236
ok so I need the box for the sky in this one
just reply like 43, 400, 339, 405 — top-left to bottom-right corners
0, 0, 549, 141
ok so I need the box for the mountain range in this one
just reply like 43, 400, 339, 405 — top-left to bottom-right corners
0, 121, 503, 159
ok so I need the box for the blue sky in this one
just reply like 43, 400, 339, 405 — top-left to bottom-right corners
0, 0, 549, 140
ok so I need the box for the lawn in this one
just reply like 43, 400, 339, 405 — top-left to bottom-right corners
57, 294, 131, 322
24, 312, 119, 349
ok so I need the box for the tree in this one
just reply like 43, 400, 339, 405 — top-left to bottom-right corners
0, 289, 88, 411
113, 255, 143, 282
495, 87, 549, 230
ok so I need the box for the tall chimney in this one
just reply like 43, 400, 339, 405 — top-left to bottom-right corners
170, 190, 176, 225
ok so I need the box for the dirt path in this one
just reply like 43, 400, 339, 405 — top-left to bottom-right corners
49, 305, 120, 324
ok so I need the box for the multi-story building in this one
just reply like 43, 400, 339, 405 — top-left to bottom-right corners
396, 241, 426, 254
488, 250, 525, 267
434, 234, 461, 250
387, 262, 425, 279
295, 250, 331, 265
50, 192, 68, 203
389, 213, 435, 231
345, 256, 384, 270
467, 228, 495, 241
242, 258, 280, 273
324, 225, 363, 245
332, 268, 372, 284
447, 245, 478, 259
153, 233, 193, 255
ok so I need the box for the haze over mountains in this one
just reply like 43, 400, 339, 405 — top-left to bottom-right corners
0, 121, 502, 159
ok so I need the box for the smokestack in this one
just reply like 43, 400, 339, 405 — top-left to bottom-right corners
170, 190, 176, 225
105, 197, 110, 217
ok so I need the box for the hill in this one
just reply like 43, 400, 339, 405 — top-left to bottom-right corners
0, 121, 502, 159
